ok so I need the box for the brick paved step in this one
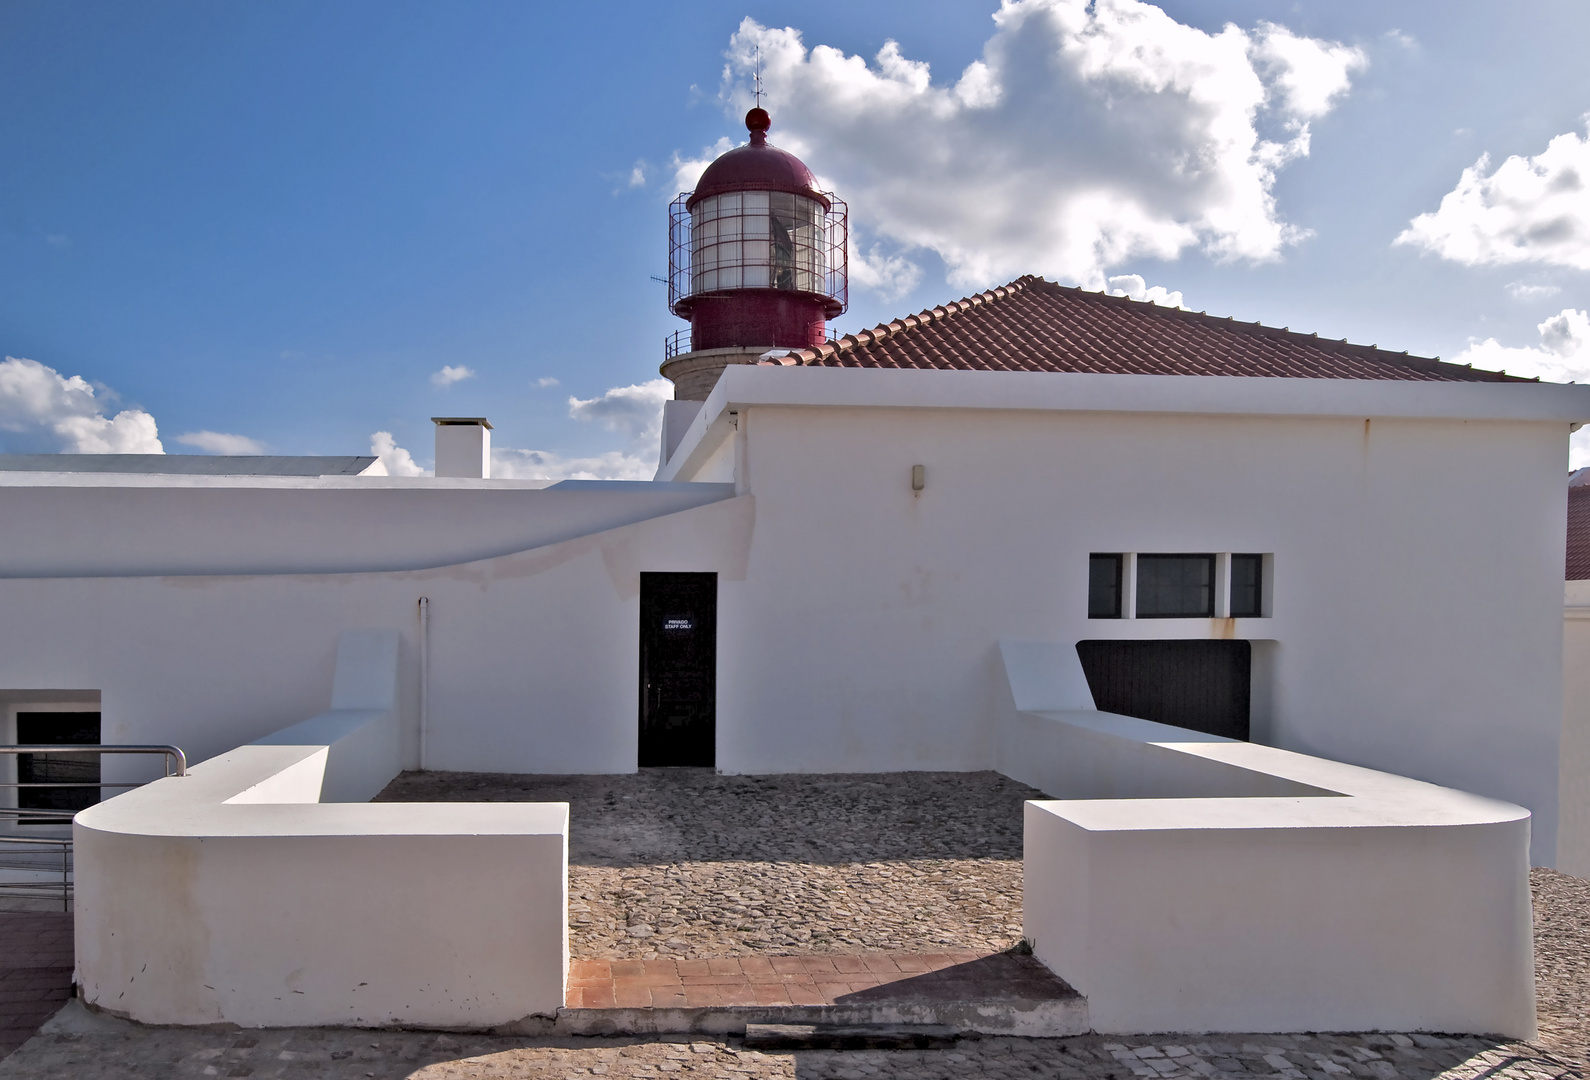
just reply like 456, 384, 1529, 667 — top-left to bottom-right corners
551, 951, 1089, 1038
0, 912, 74, 1062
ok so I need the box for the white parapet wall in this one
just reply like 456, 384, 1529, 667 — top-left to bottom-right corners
999, 640, 1536, 1039
73, 629, 569, 1029
1560, 580, 1590, 877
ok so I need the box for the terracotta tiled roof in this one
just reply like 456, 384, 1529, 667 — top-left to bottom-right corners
768, 275, 1526, 383
1569, 485, 1590, 580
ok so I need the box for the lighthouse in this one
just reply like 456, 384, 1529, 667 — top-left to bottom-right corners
662, 107, 848, 400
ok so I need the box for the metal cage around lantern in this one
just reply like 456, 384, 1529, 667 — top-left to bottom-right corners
669, 191, 847, 318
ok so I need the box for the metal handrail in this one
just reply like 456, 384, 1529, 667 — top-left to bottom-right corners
0, 744, 187, 913
663, 325, 843, 362
0, 744, 187, 776
0, 782, 145, 789
0, 807, 92, 822
0, 835, 77, 846
0, 835, 71, 912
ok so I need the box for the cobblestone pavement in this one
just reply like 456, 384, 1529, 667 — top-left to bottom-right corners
374, 769, 1034, 959
1, 771, 1586, 1077
0, 1019, 1580, 1079
1533, 868, 1590, 1056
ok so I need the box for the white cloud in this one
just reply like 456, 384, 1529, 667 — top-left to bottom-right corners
1106, 273, 1186, 308
490, 448, 657, 482
430, 364, 475, 388
1450, 309, 1590, 467
692, 4, 1364, 291
0, 356, 163, 453
370, 431, 427, 476
175, 430, 266, 455
1452, 307, 1590, 382
850, 242, 922, 301
536, 377, 560, 388
367, 380, 674, 483
491, 379, 674, 482
1397, 124, 1590, 269
670, 138, 735, 195
628, 161, 649, 188
1507, 281, 1562, 301
1248, 22, 1364, 119
568, 379, 671, 449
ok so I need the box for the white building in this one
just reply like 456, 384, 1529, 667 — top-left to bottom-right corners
1, 108, 1583, 1037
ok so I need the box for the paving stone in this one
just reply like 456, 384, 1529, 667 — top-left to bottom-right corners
375, 770, 1036, 960
5, 774, 1590, 1076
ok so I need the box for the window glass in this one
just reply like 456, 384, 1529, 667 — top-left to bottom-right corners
1230, 553, 1264, 618
1136, 554, 1215, 618
1088, 554, 1123, 618
687, 192, 828, 295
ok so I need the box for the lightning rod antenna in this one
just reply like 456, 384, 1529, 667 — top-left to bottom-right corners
754, 48, 763, 108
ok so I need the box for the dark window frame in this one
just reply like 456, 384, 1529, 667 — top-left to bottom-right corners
1088, 553, 1124, 619
1230, 553, 1265, 618
1135, 553, 1216, 619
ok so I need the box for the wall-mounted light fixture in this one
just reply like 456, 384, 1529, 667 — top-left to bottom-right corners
911, 464, 925, 493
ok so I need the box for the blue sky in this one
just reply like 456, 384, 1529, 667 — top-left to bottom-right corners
4, 1, 1590, 473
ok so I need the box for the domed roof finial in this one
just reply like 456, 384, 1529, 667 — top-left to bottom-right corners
746, 107, 771, 146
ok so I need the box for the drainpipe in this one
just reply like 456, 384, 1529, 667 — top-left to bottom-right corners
418, 596, 430, 771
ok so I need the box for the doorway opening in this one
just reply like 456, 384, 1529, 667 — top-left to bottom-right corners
1076, 639, 1250, 740
639, 572, 717, 768
3, 694, 103, 829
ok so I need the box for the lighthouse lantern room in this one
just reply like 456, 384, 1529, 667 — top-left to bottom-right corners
663, 108, 847, 400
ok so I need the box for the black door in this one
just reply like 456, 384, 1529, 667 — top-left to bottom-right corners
639, 572, 717, 767
1076, 640, 1250, 740
16, 711, 101, 823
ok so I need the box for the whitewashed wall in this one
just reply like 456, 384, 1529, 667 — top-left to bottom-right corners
1001, 639, 1536, 1037
75, 630, 569, 1029
0, 366, 1579, 866
0, 493, 750, 779
1561, 580, 1590, 875
673, 368, 1577, 864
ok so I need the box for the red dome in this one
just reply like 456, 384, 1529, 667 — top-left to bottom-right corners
685, 110, 829, 210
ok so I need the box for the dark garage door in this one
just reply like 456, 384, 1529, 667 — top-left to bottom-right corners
1075, 640, 1250, 740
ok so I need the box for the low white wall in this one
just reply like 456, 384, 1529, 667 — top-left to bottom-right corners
1002, 641, 1536, 1038
1561, 582, 1590, 877
74, 630, 569, 1029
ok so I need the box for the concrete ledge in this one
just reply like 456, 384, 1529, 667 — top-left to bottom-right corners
73, 630, 569, 1029
999, 640, 1536, 1039
658, 364, 1590, 482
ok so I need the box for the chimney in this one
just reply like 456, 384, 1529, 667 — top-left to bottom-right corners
432, 417, 492, 479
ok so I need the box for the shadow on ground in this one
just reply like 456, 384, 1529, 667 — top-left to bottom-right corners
375, 768, 1040, 866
